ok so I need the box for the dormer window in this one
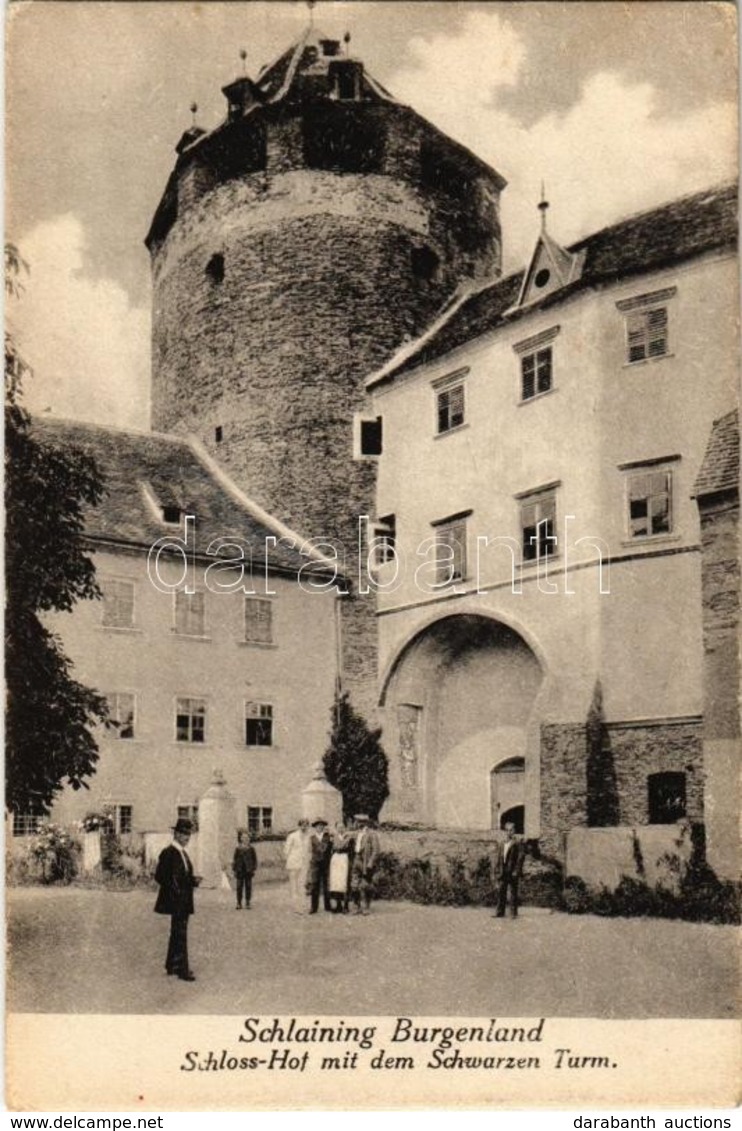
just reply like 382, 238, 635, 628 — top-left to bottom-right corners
162, 505, 181, 525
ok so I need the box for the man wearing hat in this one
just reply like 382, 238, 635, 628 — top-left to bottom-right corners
307, 818, 333, 914
154, 817, 201, 981
350, 814, 381, 915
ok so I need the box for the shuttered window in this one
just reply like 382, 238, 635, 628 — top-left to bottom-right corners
107, 692, 136, 739
437, 384, 465, 433
628, 470, 672, 538
102, 580, 135, 629
174, 590, 206, 636
434, 518, 467, 583
521, 347, 553, 400
244, 598, 273, 645
626, 306, 669, 363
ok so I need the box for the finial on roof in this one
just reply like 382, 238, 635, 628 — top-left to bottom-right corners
344, 31, 351, 54
307, 0, 316, 29
538, 181, 549, 233
239, 48, 247, 74
190, 102, 198, 127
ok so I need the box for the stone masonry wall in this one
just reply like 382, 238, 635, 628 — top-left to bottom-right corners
539, 724, 589, 861
698, 496, 740, 741
540, 720, 704, 862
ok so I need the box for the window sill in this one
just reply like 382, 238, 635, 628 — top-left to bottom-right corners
172, 633, 212, 642
174, 741, 211, 748
520, 554, 562, 569
518, 388, 557, 407
99, 626, 142, 635
622, 353, 674, 370
238, 641, 278, 649
245, 745, 279, 752
620, 534, 681, 548
434, 422, 470, 441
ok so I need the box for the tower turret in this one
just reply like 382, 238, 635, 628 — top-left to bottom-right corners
146, 28, 506, 713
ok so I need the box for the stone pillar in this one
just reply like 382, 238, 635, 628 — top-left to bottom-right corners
82, 831, 102, 873
197, 769, 237, 889
302, 762, 342, 826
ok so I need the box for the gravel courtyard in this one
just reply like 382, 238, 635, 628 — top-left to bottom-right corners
7, 884, 738, 1018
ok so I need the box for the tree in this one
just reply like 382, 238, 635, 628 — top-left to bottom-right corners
5, 244, 109, 814
323, 691, 389, 822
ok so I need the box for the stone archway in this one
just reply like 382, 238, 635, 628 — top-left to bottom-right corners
381, 614, 543, 829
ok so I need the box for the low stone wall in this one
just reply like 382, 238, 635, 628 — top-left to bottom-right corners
378, 827, 498, 870
566, 825, 694, 892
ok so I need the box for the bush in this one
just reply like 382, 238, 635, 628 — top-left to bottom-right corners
560, 871, 740, 924
25, 823, 79, 884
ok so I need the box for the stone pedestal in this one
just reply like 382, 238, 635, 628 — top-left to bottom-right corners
302, 762, 342, 826
82, 831, 102, 873
197, 769, 237, 888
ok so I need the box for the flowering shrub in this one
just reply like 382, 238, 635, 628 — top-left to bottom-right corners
78, 812, 114, 834
28, 822, 80, 884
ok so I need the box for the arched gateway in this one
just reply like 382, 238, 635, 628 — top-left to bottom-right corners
380, 614, 543, 831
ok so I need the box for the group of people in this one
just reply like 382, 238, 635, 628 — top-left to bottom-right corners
284, 814, 381, 916
154, 814, 522, 983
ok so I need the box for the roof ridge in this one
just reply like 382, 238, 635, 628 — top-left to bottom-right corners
187, 435, 345, 579
30, 414, 188, 447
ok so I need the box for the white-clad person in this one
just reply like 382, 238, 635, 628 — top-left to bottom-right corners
283, 817, 311, 914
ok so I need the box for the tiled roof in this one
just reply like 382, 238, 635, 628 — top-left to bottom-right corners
29, 417, 333, 576
694, 409, 740, 499
369, 182, 738, 388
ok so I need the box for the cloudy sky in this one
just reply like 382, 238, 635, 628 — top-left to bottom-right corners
6, 0, 737, 428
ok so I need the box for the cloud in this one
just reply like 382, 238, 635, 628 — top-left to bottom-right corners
390, 13, 737, 271
8, 215, 150, 428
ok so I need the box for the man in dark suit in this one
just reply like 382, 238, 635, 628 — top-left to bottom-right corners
154, 817, 200, 981
492, 822, 526, 919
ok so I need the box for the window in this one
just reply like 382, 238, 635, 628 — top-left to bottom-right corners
177, 804, 199, 829
107, 692, 135, 739
102, 579, 135, 629
616, 287, 675, 364
244, 598, 273, 645
358, 416, 383, 458
113, 804, 133, 835
514, 326, 559, 400
205, 253, 224, 284
432, 513, 469, 584
519, 489, 557, 561
174, 590, 206, 637
626, 307, 668, 363
215, 425, 223, 443
245, 702, 273, 747
412, 245, 440, 282
12, 812, 45, 837
176, 698, 206, 743
436, 382, 465, 434
648, 772, 686, 824
521, 347, 552, 401
247, 805, 273, 835
627, 468, 672, 539
162, 505, 181, 525
374, 514, 396, 566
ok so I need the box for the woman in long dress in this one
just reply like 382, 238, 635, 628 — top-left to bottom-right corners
328, 823, 353, 913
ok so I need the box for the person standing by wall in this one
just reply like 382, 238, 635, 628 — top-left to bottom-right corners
232, 830, 258, 910
492, 822, 526, 919
283, 817, 311, 914
350, 814, 381, 915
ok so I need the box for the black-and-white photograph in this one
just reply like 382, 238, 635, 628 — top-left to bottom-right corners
5, 0, 739, 1111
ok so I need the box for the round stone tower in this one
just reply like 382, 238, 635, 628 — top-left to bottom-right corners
146, 29, 506, 715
